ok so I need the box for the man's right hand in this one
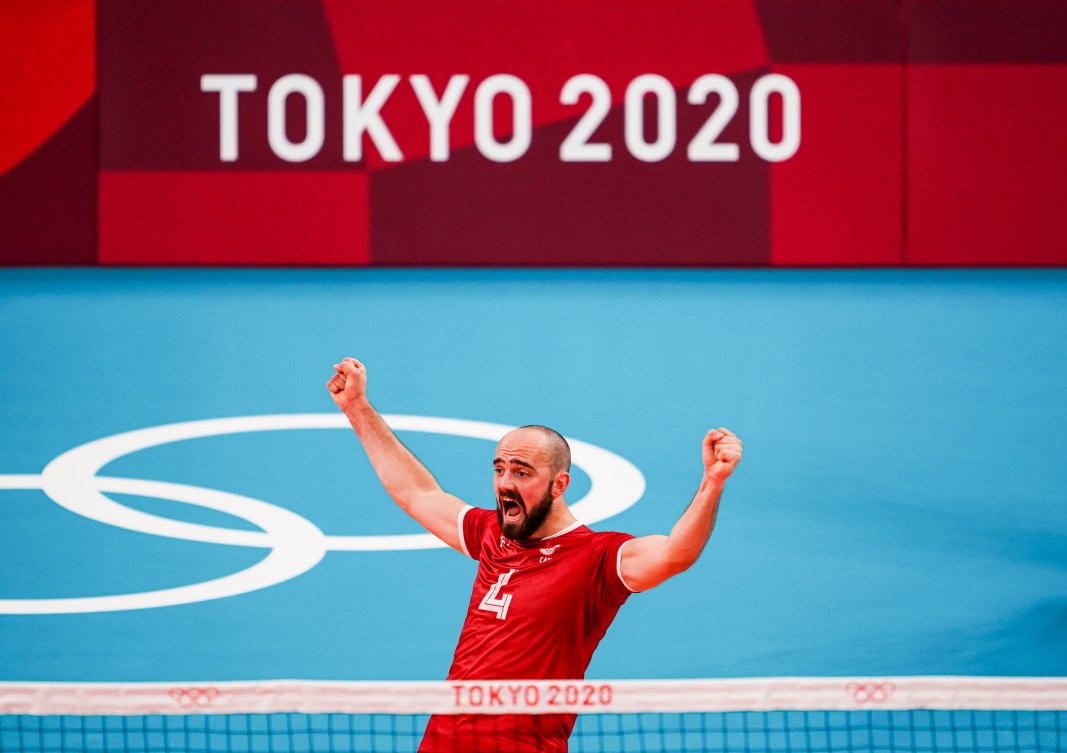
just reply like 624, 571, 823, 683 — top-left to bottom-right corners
327, 357, 368, 412
325, 356, 469, 554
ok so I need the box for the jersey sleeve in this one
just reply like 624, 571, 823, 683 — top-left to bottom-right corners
591, 531, 637, 607
459, 506, 496, 560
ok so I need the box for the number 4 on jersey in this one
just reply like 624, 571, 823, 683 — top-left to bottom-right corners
478, 569, 516, 620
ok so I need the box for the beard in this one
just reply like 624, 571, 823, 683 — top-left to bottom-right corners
496, 481, 555, 540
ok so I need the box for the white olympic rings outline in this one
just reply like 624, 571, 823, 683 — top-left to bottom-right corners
0, 414, 646, 614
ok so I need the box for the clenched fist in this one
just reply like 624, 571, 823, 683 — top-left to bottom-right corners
327, 357, 368, 412
702, 427, 742, 483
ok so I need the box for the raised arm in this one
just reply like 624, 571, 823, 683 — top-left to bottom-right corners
619, 428, 742, 592
327, 357, 468, 553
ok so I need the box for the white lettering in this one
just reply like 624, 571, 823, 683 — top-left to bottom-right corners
625, 74, 676, 163
410, 74, 469, 162
750, 73, 801, 162
201, 74, 257, 162
474, 75, 531, 163
477, 568, 515, 619
687, 74, 740, 162
559, 74, 612, 162
200, 73, 800, 165
343, 74, 403, 162
267, 74, 325, 163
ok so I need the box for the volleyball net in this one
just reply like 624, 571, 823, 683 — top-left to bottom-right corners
2, 677, 1065, 752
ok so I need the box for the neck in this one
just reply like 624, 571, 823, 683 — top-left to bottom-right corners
530, 497, 578, 540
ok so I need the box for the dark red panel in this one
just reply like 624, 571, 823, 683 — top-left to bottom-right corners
756, 0, 903, 64
98, 171, 369, 265
371, 74, 770, 266
98, 0, 346, 170
771, 65, 904, 266
909, 0, 1067, 64
908, 65, 1067, 265
0, 98, 97, 265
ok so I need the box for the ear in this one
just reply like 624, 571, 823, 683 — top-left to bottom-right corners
552, 471, 571, 497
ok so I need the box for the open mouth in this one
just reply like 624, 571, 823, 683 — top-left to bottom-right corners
500, 498, 524, 522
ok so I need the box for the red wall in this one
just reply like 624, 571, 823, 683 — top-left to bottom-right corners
2, 0, 1065, 266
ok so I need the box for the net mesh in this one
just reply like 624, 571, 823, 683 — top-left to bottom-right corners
2, 710, 1065, 753
2, 679, 1064, 753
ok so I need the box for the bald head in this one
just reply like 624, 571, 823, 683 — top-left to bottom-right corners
503, 425, 572, 474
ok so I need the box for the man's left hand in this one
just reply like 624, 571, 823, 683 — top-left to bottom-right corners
703, 427, 742, 482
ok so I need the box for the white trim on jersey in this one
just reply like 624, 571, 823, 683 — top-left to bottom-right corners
540, 520, 583, 541
616, 539, 639, 593
457, 505, 474, 558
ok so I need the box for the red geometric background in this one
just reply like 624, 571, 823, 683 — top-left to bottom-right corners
2, 0, 1065, 266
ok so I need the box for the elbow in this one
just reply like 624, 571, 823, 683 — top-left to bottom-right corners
662, 554, 697, 576
662, 542, 708, 574
385, 478, 439, 502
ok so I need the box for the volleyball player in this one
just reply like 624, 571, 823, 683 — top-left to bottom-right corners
327, 357, 742, 753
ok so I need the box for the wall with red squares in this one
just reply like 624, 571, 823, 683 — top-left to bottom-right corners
2, 1, 1065, 266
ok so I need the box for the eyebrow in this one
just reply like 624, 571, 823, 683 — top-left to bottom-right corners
492, 458, 536, 471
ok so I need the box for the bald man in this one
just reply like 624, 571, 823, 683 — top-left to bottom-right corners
328, 358, 742, 753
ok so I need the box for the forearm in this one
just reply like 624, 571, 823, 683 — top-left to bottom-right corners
620, 428, 740, 591
327, 358, 467, 552
342, 396, 442, 506
661, 475, 725, 571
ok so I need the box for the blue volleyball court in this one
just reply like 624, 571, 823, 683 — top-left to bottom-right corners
1, 269, 1064, 685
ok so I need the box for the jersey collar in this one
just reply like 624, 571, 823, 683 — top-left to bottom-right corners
539, 520, 583, 541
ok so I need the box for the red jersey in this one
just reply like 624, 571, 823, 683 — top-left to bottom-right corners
420, 506, 635, 753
